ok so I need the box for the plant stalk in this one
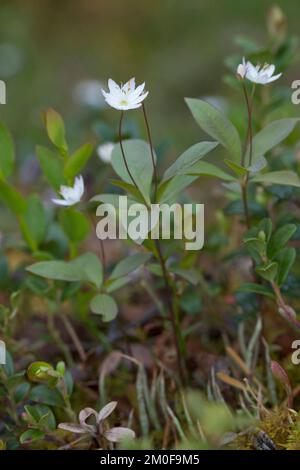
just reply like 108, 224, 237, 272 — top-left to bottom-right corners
118, 111, 140, 194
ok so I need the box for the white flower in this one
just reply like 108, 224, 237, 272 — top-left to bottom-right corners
237, 57, 282, 84
237, 57, 248, 79
52, 175, 84, 206
101, 78, 148, 110
97, 142, 114, 163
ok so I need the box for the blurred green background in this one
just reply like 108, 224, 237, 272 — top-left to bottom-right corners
0, 0, 299, 162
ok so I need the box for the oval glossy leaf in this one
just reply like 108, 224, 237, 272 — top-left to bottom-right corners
90, 294, 118, 322
29, 384, 65, 407
275, 247, 296, 287
20, 429, 45, 444
185, 98, 242, 163
267, 224, 296, 259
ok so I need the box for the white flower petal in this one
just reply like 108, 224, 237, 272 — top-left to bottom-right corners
265, 64, 275, 77
52, 176, 84, 207
102, 78, 148, 111
74, 175, 84, 198
52, 197, 74, 206
108, 79, 120, 92
97, 142, 114, 163
265, 72, 282, 83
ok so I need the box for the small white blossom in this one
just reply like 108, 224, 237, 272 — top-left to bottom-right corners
237, 57, 282, 84
101, 78, 148, 110
237, 57, 248, 79
52, 175, 84, 206
97, 142, 114, 163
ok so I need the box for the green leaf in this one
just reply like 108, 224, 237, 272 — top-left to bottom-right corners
187, 161, 235, 181
22, 195, 47, 247
162, 141, 218, 182
105, 276, 131, 293
0, 181, 26, 214
111, 139, 154, 204
27, 253, 103, 288
91, 193, 141, 210
275, 247, 296, 287
109, 179, 144, 202
185, 98, 242, 162
26, 260, 83, 282
251, 170, 300, 187
249, 118, 299, 164
36, 145, 65, 190
238, 282, 275, 300
38, 409, 56, 431
14, 382, 30, 403
169, 267, 201, 285
64, 143, 93, 181
44, 108, 68, 153
90, 294, 118, 322
0, 122, 14, 179
110, 253, 151, 280
158, 175, 198, 203
58, 209, 89, 243
29, 384, 65, 407
255, 262, 278, 282
27, 361, 57, 385
258, 218, 273, 243
71, 252, 103, 288
267, 224, 296, 259
224, 159, 247, 177
20, 429, 45, 444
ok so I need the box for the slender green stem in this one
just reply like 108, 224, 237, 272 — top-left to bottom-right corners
118, 111, 140, 193
142, 103, 158, 202
154, 239, 186, 386
241, 82, 255, 167
118, 109, 186, 385
139, 104, 186, 384
240, 82, 255, 229
241, 174, 250, 229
